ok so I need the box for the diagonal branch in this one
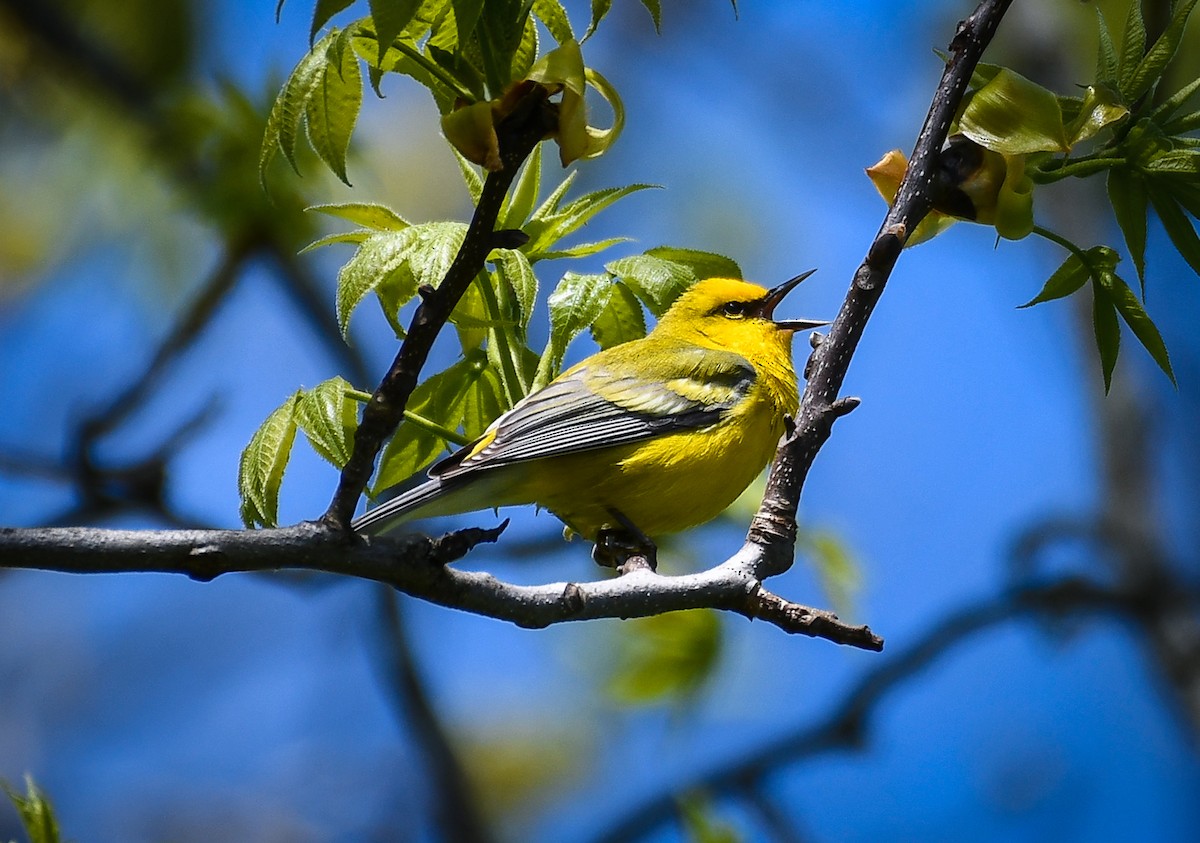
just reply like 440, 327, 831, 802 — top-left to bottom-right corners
744, 0, 1015, 577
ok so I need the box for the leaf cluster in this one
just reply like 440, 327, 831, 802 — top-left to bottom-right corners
240, 144, 740, 527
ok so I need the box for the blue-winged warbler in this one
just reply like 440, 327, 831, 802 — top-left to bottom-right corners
353, 274, 825, 549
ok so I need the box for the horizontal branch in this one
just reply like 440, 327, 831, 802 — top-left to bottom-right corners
0, 525, 881, 649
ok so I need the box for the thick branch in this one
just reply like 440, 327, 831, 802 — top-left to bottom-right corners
747, 0, 1014, 569
0, 524, 880, 648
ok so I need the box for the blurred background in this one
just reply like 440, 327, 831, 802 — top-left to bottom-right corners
2, 0, 1199, 840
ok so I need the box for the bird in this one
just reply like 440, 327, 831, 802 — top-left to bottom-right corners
353, 272, 827, 565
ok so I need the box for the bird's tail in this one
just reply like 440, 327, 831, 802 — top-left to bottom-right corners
351, 476, 452, 536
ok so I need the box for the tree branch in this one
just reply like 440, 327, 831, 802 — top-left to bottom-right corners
746, 0, 1014, 573
0, 523, 879, 648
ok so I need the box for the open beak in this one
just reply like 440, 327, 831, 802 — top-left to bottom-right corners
756, 269, 828, 331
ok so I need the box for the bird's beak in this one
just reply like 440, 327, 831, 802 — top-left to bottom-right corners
757, 269, 828, 331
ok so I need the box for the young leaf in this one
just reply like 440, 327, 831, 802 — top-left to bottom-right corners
461, 363, 506, 439
307, 202, 409, 230
1117, 0, 1147, 94
305, 30, 363, 185
300, 229, 372, 254
1148, 73, 1200, 124
452, 0, 487, 44
536, 271, 613, 385
3, 776, 62, 843
373, 355, 482, 492
605, 253, 696, 316
535, 237, 631, 261
1097, 268, 1175, 385
491, 248, 538, 327
239, 392, 301, 528
590, 280, 647, 349
1095, 8, 1119, 86
1091, 280, 1121, 393
500, 143, 542, 229
453, 147, 485, 204
260, 32, 337, 185
639, 0, 662, 33
1107, 168, 1148, 290
311, 0, 356, 44
1124, 0, 1199, 103
586, 0, 614, 39
1017, 252, 1089, 308
336, 228, 420, 335
525, 184, 657, 257
1065, 85, 1128, 146
1148, 187, 1200, 277
532, 0, 574, 43
958, 68, 1069, 154
296, 377, 361, 467
369, 0, 421, 67
645, 246, 742, 281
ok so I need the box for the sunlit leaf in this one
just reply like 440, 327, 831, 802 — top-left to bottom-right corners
3, 776, 62, 843
525, 184, 656, 257
1065, 84, 1127, 146
239, 391, 301, 528
1148, 74, 1200, 124
959, 68, 1069, 154
532, 0, 574, 43
311, 0, 356, 44
296, 377, 361, 468
590, 280, 646, 349
260, 31, 336, 185
461, 363, 506, 438
586, 0, 613, 39
535, 237, 630, 261
305, 29, 363, 184
645, 246, 742, 281
300, 229, 372, 253
370, 0, 421, 67
500, 143, 542, 229
1095, 8, 1118, 86
605, 253, 695, 316
451, 0, 486, 43
535, 271, 613, 385
307, 201, 409, 230
336, 228, 420, 335
1117, 0, 1147, 93
491, 247, 538, 328
1018, 252, 1089, 309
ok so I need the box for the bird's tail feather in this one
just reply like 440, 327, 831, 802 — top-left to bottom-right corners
351, 476, 453, 536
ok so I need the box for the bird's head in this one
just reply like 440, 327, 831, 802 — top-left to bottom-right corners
654, 272, 828, 351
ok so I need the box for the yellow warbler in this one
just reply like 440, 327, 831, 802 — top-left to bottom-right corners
354, 274, 825, 557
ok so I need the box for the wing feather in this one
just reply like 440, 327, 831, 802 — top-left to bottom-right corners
432, 344, 755, 479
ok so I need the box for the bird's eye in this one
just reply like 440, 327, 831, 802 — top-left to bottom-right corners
721, 301, 747, 318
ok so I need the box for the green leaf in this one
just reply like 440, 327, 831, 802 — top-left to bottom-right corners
1117, 0, 1147, 90
461, 363, 506, 438
639, 0, 662, 33
530, 169, 577, 218
1125, 0, 1199, 103
1107, 168, 1148, 290
311, 0, 355, 44
491, 248, 538, 327
300, 229, 372, 254
536, 271, 613, 385
305, 30, 363, 185
532, 0, 574, 43
1097, 268, 1176, 385
1017, 252, 1090, 308
3, 776, 62, 843
644, 246, 742, 281
605, 253, 696, 316
307, 202, 409, 230
239, 392, 301, 528
1163, 107, 1200, 136
336, 228, 419, 335
1065, 84, 1128, 146
590, 280, 647, 349
373, 355, 483, 492
1148, 73, 1200, 124
1092, 279, 1121, 393
451, 0, 486, 43
296, 377, 360, 468
959, 68, 1069, 154
525, 184, 657, 257
500, 142, 542, 229
607, 610, 723, 705
535, 237, 631, 261
1095, 9, 1119, 86
586, 0, 613, 39
453, 147, 484, 204
260, 32, 336, 185
370, 0, 421, 67
511, 12, 539, 80
1143, 149, 1200, 175
1148, 186, 1200, 278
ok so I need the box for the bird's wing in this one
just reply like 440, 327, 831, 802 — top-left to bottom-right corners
432, 344, 756, 478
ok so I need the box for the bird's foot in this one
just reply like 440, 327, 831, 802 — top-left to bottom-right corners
593, 509, 657, 573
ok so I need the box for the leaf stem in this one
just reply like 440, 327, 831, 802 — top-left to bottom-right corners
1033, 156, 1126, 183
387, 37, 478, 102
346, 387, 471, 446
